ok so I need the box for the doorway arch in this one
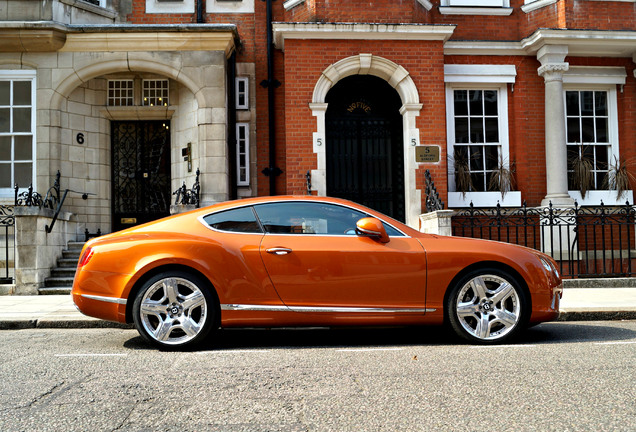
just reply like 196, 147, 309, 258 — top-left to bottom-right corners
325, 75, 405, 221
309, 54, 423, 227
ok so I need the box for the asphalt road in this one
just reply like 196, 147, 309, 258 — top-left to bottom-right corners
1, 321, 635, 432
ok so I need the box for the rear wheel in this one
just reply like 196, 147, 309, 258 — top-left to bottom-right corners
446, 269, 529, 344
132, 271, 217, 349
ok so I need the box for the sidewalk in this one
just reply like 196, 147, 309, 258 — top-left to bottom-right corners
0, 287, 635, 329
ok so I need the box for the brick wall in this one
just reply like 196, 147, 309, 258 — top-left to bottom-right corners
127, 0, 636, 206
281, 39, 447, 207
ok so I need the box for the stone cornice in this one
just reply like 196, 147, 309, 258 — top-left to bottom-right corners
445, 29, 636, 58
0, 22, 238, 55
522, 29, 636, 58
272, 22, 456, 50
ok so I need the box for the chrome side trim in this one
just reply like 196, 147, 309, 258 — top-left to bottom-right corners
81, 294, 127, 305
221, 304, 291, 312
221, 304, 435, 313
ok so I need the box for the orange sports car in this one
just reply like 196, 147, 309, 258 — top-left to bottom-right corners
72, 196, 562, 349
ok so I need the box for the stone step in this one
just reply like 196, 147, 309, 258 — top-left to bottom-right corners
62, 249, 82, 260
39, 240, 86, 295
39, 287, 71, 295
50, 268, 77, 278
57, 258, 80, 268
67, 241, 86, 251
43, 276, 74, 288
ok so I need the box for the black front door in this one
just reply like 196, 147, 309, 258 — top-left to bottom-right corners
326, 75, 405, 222
111, 121, 171, 231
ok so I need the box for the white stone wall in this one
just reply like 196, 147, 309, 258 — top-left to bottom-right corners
55, 79, 111, 234
2, 48, 232, 236
171, 81, 199, 196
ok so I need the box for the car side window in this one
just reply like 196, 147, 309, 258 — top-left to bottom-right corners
381, 221, 403, 237
202, 207, 263, 233
253, 202, 404, 236
254, 202, 365, 235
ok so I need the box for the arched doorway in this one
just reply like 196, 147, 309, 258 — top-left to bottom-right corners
326, 75, 405, 221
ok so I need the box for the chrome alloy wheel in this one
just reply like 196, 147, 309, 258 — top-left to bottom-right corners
138, 277, 208, 346
455, 274, 521, 341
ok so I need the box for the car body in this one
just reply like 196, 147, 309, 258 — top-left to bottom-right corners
72, 196, 562, 348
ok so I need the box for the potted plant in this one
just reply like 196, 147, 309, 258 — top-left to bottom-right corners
488, 156, 516, 199
568, 146, 594, 199
603, 155, 636, 199
451, 149, 472, 198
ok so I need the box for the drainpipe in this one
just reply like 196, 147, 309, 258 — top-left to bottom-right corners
227, 51, 238, 200
260, 0, 282, 195
196, 0, 204, 23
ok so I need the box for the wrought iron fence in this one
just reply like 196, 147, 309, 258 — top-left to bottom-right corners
173, 168, 201, 207
424, 170, 444, 212
452, 201, 636, 279
0, 205, 15, 284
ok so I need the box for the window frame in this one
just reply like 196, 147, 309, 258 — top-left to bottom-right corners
561, 67, 630, 206
107, 79, 134, 107
142, 79, 169, 107
0, 70, 37, 198
443, 0, 508, 6
439, 0, 513, 15
445, 81, 520, 208
563, 84, 628, 205
146, 0, 194, 13
236, 123, 250, 187
235, 77, 249, 110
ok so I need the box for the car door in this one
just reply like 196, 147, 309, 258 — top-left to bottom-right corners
255, 201, 427, 310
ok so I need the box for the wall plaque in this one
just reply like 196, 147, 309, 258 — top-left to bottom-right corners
415, 146, 440, 163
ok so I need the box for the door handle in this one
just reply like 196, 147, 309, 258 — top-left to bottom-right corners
266, 247, 292, 255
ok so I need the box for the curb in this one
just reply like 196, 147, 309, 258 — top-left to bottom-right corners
557, 311, 636, 321
2, 312, 635, 330
0, 319, 134, 330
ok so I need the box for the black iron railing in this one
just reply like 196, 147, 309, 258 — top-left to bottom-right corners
173, 168, 201, 207
14, 171, 61, 209
452, 201, 636, 278
424, 169, 444, 212
0, 205, 14, 284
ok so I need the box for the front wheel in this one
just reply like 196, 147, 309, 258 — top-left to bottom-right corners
446, 269, 529, 344
132, 271, 217, 349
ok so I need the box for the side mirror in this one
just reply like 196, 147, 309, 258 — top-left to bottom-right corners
355, 217, 390, 243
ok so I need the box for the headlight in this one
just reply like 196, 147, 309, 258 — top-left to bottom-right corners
539, 255, 560, 279
539, 256, 552, 273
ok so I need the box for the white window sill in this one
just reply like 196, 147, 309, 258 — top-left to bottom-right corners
439, 6, 513, 15
283, 0, 305, 10
521, 0, 557, 12
448, 191, 522, 208
568, 190, 634, 206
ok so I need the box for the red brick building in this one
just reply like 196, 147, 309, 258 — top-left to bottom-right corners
130, 0, 636, 228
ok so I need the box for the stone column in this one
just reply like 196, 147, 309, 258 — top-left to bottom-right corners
537, 45, 574, 207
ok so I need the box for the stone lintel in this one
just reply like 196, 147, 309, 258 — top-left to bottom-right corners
0, 23, 238, 56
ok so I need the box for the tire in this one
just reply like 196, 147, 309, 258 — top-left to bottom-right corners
132, 271, 217, 349
445, 268, 529, 344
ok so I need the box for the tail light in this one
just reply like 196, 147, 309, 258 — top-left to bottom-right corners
78, 247, 94, 268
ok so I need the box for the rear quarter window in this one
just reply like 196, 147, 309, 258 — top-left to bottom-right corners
202, 207, 262, 233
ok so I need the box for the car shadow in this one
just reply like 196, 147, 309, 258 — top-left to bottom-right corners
521, 321, 636, 345
122, 321, 636, 351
